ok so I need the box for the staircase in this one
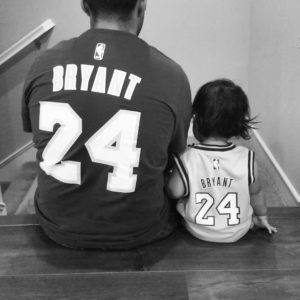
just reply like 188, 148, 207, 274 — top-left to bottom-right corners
2, 161, 37, 215
0, 145, 37, 215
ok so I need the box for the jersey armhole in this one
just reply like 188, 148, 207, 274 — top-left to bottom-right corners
248, 150, 255, 185
173, 154, 190, 197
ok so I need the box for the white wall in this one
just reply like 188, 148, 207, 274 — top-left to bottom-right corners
249, 0, 300, 192
142, 0, 251, 96
0, 0, 88, 53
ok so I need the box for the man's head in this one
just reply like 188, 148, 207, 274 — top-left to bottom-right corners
82, 0, 147, 35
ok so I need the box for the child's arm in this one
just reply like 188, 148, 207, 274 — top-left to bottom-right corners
166, 167, 186, 199
250, 160, 277, 234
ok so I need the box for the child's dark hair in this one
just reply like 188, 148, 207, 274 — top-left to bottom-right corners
192, 79, 256, 141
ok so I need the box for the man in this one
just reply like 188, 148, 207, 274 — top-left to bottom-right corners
22, 0, 192, 250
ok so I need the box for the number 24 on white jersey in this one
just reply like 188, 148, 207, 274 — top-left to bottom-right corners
39, 102, 141, 193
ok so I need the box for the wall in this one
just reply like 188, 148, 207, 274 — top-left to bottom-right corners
0, 0, 88, 162
142, 0, 251, 96
249, 0, 300, 192
0, 0, 88, 53
0, 0, 251, 162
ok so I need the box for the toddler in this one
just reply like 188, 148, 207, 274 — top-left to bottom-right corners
167, 79, 277, 243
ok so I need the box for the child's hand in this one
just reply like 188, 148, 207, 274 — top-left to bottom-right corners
0, 202, 7, 216
253, 215, 277, 234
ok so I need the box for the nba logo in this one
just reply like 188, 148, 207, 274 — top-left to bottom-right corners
94, 43, 106, 61
213, 159, 220, 171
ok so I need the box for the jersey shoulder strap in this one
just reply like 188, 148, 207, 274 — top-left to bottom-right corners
234, 145, 255, 185
173, 147, 194, 197
247, 149, 255, 185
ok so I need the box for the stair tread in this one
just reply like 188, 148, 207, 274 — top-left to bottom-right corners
3, 161, 38, 214
0, 207, 298, 277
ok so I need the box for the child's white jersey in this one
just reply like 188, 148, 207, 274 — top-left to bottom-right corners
174, 143, 255, 243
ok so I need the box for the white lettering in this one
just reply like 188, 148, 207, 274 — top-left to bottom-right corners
52, 64, 142, 101
124, 74, 142, 100
52, 66, 64, 92
80, 64, 94, 91
107, 69, 127, 97
64, 64, 77, 90
91, 66, 107, 94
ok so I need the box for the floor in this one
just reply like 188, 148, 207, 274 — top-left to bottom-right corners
0, 208, 298, 299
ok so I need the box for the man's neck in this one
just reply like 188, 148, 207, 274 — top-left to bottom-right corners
91, 18, 137, 35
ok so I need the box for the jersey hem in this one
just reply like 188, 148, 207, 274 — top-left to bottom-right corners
183, 219, 252, 243
35, 199, 173, 250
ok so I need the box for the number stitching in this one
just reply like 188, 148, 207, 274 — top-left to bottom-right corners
39, 102, 82, 185
195, 193, 215, 226
85, 110, 141, 193
39, 102, 141, 193
194, 192, 240, 227
216, 192, 240, 226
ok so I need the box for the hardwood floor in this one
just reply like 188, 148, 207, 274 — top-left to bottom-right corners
0, 208, 299, 299
0, 272, 189, 300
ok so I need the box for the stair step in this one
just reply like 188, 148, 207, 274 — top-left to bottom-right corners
3, 161, 38, 214
16, 177, 37, 215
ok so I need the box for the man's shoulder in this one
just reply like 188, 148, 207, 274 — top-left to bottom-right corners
148, 45, 187, 79
38, 38, 77, 63
28, 38, 77, 79
46, 38, 77, 55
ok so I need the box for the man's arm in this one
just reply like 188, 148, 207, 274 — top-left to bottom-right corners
166, 167, 186, 199
168, 71, 192, 154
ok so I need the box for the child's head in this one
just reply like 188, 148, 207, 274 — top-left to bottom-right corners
192, 79, 256, 141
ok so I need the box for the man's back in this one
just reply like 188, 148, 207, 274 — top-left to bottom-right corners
22, 29, 191, 249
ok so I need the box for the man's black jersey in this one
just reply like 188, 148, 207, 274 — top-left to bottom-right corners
22, 29, 192, 249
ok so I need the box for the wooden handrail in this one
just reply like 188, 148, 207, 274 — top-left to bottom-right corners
0, 141, 34, 169
0, 19, 55, 66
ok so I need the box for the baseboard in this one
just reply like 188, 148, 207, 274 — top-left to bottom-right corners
253, 131, 300, 203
